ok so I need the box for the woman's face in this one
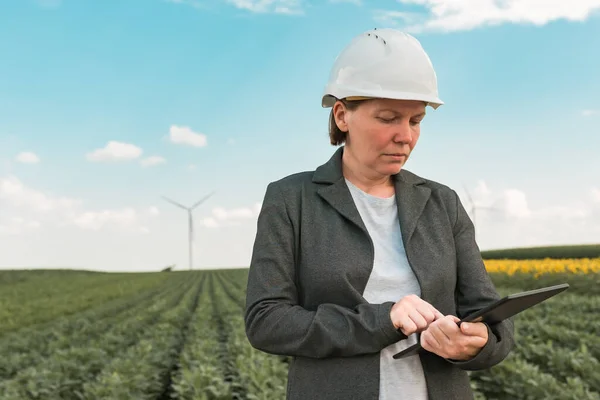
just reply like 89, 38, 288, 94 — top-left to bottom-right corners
333, 98, 426, 178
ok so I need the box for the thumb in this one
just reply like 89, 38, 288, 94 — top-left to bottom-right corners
460, 322, 470, 333
461, 322, 484, 337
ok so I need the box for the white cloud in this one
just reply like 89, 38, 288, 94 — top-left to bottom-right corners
460, 181, 599, 223
199, 202, 262, 228
0, 175, 159, 236
169, 125, 207, 148
16, 152, 40, 164
0, 175, 82, 212
591, 187, 600, 203
534, 204, 590, 219
225, 0, 304, 14
0, 217, 42, 236
475, 180, 492, 197
140, 156, 166, 167
72, 208, 137, 231
213, 206, 254, 220
457, 180, 600, 251
503, 188, 532, 218
373, 10, 422, 27
86, 141, 143, 163
200, 217, 220, 228
374, 0, 600, 33
581, 109, 599, 117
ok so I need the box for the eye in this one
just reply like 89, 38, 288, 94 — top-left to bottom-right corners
377, 116, 396, 123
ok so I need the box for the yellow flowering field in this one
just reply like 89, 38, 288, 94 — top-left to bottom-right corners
484, 257, 600, 277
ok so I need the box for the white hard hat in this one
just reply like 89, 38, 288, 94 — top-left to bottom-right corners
322, 28, 443, 109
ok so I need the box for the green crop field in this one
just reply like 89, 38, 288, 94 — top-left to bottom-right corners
1, 261, 599, 400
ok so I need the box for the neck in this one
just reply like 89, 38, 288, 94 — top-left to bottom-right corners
342, 147, 393, 193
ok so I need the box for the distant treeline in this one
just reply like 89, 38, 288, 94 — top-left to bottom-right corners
480, 244, 600, 260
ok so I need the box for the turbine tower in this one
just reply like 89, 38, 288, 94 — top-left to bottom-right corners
162, 191, 215, 270
462, 184, 501, 244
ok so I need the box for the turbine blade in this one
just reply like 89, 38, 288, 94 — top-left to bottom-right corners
191, 191, 215, 210
162, 196, 188, 210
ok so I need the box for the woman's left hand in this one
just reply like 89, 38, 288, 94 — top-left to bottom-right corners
419, 315, 489, 361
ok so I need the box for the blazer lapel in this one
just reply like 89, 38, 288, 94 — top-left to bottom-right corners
313, 147, 370, 235
393, 172, 431, 247
313, 146, 432, 246
317, 179, 369, 235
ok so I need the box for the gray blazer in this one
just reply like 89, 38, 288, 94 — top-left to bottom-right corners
244, 146, 515, 400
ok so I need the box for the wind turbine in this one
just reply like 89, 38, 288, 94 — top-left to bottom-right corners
462, 184, 501, 244
162, 191, 215, 270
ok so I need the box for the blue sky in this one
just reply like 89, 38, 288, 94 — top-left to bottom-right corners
1, 0, 599, 271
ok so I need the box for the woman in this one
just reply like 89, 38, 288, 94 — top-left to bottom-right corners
244, 28, 514, 400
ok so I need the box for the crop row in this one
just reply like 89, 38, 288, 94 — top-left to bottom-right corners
0, 273, 189, 381
0, 270, 170, 335
1, 267, 597, 400
214, 272, 288, 400
0, 273, 200, 399
79, 273, 205, 399
169, 273, 234, 399
166, 271, 289, 400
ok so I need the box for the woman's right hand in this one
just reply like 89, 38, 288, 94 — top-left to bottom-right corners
390, 294, 444, 336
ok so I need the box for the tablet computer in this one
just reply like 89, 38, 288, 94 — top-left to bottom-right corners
392, 283, 569, 360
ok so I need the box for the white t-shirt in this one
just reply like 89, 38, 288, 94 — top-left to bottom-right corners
346, 178, 429, 400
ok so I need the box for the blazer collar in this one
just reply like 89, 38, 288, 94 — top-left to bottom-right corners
313, 146, 431, 246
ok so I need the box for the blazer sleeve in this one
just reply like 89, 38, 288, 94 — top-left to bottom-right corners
244, 181, 408, 359
445, 189, 515, 370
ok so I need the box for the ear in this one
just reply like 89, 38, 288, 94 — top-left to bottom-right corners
333, 101, 349, 132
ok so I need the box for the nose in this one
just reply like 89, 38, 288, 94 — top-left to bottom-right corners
392, 119, 414, 143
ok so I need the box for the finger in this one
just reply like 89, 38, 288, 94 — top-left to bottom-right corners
467, 334, 489, 349
415, 304, 437, 324
416, 299, 443, 319
444, 315, 462, 331
460, 334, 488, 357
408, 309, 429, 331
461, 322, 488, 338
420, 332, 431, 351
421, 330, 439, 352
436, 317, 461, 342
429, 322, 451, 348
427, 327, 452, 358
433, 308, 445, 320
399, 314, 417, 335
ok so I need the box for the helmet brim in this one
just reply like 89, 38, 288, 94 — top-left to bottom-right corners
321, 93, 444, 109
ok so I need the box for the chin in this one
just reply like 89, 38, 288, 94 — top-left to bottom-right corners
381, 164, 403, 176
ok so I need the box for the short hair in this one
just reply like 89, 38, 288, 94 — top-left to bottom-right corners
328, 98, 368, 146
